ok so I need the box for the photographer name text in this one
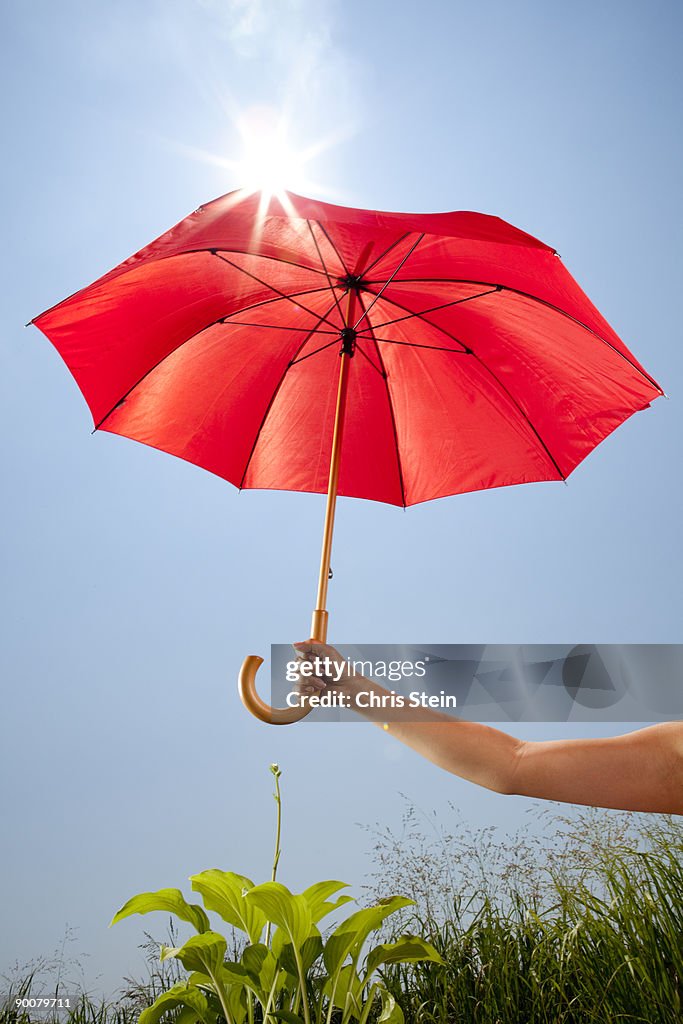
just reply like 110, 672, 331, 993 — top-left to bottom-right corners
286, 689, 458, 709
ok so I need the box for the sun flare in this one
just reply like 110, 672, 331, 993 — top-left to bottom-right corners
168, 102, 346, 224
234, 106, 312, 201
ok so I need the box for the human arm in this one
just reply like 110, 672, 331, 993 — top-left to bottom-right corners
292, 641, 683, 815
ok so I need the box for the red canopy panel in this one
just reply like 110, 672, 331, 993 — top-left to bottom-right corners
33, 188, 663, 507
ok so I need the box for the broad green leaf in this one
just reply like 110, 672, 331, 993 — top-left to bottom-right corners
301, 881, 353, 923
241, 942, 286, 1003
270, 928, 292, 974
378, 986, 404, 1024
278, 931, 322, 977
301, 932, 324, 971
270, 928, 298, 981
138, 983, 214, 1024
242, 943, 280, 991
323, 964, 362, 1014
174, 1008, 200, 1024
188, 965, 246, 989
111, 889, 210, 933
272, 936, 296, 978
187, 971, 214, 990
245, 882, 312, 951
160, 932, 227, 975
365, 936, 444, 978
323, 897, 414, 975
223, 963, 249, 985
190, 870, 266, 944
241, 943, 268, 980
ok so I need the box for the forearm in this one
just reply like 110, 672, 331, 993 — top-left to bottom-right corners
294, 643, 683, 814
344, 676, 683, 813
343, 674, 523, 795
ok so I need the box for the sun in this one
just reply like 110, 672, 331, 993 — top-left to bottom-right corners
165, 100, 348, 219
234, 106, 312, 201
166, 102, 345, 214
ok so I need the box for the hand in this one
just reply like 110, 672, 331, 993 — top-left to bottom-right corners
291, 640, 358, 698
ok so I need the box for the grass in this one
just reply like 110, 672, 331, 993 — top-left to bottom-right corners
2, 808, 681, 1024
0, 926, 182, 1024
364, 804, 683, 1023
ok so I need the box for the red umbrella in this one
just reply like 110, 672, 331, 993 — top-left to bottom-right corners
32, 189, 663, 723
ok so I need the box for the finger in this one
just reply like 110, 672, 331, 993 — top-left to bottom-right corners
290, 664, 326, 686
296, 647, 320, 661
294, 638, 329, 651
293, 652, 318, 674
294, 680, 325, 695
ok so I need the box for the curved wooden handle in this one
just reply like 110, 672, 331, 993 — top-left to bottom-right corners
238, 654, 312, 725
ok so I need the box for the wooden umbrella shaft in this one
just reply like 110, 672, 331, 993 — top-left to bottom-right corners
310, 288, 356, 642
238, 287, 356, 723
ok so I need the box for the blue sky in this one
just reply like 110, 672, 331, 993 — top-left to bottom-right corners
1, 0, 682, 998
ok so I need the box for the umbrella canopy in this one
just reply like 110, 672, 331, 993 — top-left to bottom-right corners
32, 189, 663, 723
32, 190, 662, 508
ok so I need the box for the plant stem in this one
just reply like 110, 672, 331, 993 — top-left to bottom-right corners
207, 966, 234, 1024
262, 971, 281, 1024
272, 771, 282, 883
266, 764, 283, 948
293, 947, 312, 1024
247, 985, 255, 1024
357, 984, 380, 1024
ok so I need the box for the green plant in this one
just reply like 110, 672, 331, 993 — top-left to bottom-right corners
111, 766, 443, 1024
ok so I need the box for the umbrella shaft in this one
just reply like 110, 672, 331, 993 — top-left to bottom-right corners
311, 290, 355, 641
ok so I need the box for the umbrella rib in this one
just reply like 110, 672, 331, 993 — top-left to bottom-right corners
365, 290, 566, 480
354, 342, 386, 377
198, 246, 329, 277
214, 252, 339, 330
352, 233, 425, 332
353, 287, 493, 355
221, 320, 339, 334
315, 222, 351, 277
362, 232, 412, 277
92, 286, 333, 431
355, 289, 470, 353
468, 350, 567, 480
218, 286, 331, 323
366, 277, 662, 394
29, 248, 331, 325
355, 291, 407, 507
307, 220, 347, 324
238, 296, 341, 489
356, 286, 501, 331
370, 337, 471, 354
290, 338, 339, 365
